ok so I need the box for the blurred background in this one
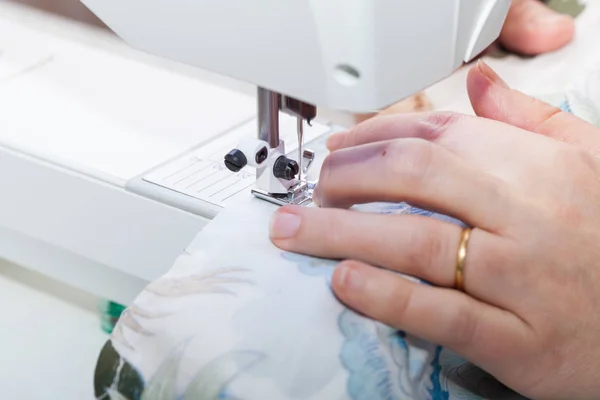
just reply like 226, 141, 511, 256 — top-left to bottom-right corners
1, 3, 124, 398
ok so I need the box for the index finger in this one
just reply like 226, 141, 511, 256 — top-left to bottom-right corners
326, 111, 560, 171
326, 111, 448, 151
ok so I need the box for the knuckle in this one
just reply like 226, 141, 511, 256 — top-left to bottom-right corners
391, 284, 416, 323
552, 201, 584, 229
419, 111, 462, 140
471, 240, 517, 290
446, 300, 480, 348
386, 139, 436, 187
405, 223, 449, 281
560, 145, 600, 174
531, 101, 562, 130
547, 146, 600, 225
323, 212, 349, 250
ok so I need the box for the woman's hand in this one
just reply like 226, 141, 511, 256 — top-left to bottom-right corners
269, 62, 600, 399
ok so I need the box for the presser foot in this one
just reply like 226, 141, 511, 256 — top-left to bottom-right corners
251, 180, 316, 207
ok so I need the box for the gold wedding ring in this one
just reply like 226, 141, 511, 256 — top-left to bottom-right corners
455, 227, 472, 292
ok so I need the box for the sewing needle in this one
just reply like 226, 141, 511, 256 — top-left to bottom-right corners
297, 116, 303, 182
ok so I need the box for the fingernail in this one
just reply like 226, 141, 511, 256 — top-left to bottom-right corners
269, 209, 301, 239
477, 60, 509, 89
337, 264, 365, 291
326, 132, 346, 150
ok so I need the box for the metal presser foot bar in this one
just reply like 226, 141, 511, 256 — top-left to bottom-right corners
251, 87, 318, 207
223, 88, 320, 207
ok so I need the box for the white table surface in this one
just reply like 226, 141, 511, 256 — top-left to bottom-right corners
0, 259, 108, 400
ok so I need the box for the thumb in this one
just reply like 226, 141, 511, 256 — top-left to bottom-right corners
467, 61, 600, 155
499, 0, 575, 56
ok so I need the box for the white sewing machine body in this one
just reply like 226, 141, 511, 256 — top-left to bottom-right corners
80, 0, 510, 207
79, 0, 510, 112
0, 3, 336, 306
0, 0, 515, 305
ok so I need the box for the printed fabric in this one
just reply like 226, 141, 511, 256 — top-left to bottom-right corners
93, 73, 600, 400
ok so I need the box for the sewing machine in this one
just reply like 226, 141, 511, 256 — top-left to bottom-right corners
0, 0, 512, 305
78, 0, 511, 206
